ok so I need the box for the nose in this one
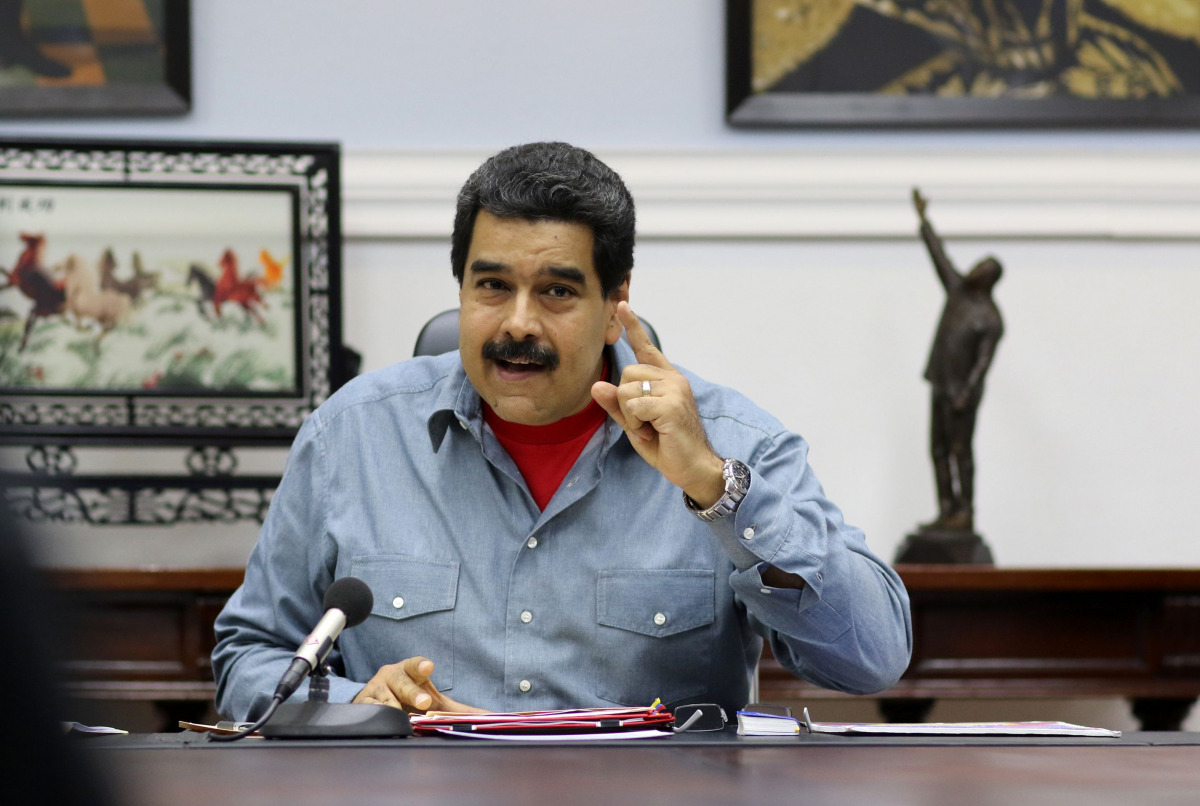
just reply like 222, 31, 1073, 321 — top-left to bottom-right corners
501, 291, 544, 342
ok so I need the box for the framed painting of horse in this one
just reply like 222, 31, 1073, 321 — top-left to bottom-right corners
0, 138, 346, 447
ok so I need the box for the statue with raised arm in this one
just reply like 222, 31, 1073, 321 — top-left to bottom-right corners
897, 189, 1003, 564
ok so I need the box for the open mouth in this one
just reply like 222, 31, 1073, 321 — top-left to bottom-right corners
495, 357, 547, 375
482, 339, 560, 374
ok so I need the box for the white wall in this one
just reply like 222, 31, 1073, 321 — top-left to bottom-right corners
341, 229, 1200, 570
9, 0, 1200, 730
335, 147, 1200, 569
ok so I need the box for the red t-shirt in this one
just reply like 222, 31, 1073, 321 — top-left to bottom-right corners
483, 395, 608, 511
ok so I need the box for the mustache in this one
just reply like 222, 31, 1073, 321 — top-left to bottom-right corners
481, 338, 560, 371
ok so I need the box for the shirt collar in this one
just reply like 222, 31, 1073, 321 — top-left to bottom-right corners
426, 352, 482, 452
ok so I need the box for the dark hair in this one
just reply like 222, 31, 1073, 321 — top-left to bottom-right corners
451, 142, 635, 297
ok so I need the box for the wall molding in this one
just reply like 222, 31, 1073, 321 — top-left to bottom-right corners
343, 148, 1200, 242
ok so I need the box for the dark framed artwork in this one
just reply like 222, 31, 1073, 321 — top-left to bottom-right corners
727, 0, 1200, 127
0, 138, 346, 448
0, 0, 190, 117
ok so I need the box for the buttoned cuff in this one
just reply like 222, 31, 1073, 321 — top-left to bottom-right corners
704, 470, 801, 574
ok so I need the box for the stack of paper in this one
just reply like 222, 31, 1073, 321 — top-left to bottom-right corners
410, 704, 674, 739
736, 710, 801, 736
805, 720, 1121, 737
800, 708, 1120, 738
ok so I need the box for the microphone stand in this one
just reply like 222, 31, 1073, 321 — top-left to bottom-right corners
307, 663, 332, 703
256, 663, 414, 739
213, 663, 413, 741
212, 577, 409, 740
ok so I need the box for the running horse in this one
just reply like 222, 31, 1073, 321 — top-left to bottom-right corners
214, 249, 266, 325
187, 263, 217, 318
1, 233, 66, 352
188, 250, 265, 325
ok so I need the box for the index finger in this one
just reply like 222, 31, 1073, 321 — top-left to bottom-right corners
400, 656, 435, 682
393, 656, 436, 710
617, 301, 672, 370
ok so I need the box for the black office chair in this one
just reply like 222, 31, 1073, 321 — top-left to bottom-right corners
413, 308, 661, 357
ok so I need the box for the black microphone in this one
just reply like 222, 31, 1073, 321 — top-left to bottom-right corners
273, 577, 373, 702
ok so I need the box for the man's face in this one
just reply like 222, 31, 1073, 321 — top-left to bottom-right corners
458, 210, 627, 425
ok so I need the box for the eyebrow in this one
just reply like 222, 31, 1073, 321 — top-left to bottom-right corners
468, 261, 588, 286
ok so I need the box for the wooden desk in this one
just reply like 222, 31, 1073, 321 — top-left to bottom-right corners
96, 739, 1200, 806
50, 566, 1200, 730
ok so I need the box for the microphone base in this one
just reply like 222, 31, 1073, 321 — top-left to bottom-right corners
259, 702, 414, 739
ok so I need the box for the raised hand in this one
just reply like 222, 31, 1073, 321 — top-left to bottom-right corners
591, 302, 726, 509
912, 187, 928, 220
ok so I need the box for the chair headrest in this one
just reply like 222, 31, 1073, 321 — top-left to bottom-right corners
413, 309, 661, 357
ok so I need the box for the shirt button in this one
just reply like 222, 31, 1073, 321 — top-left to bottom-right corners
458, 419, 468, 430
519, 680, 532, 693
742, 527, 755, 540
520, 610, 533, 623
653, 612, 667, 626
816, 573, 823, 582
760, 588, 771, 595
526, 536, 538, 549
392, 597, 404, 609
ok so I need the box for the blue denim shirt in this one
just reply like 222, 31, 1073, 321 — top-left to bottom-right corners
213, 341, 912, 720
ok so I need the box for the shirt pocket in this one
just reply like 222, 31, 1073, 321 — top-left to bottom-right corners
595, 569, 715, 707
350, 555, 459, 692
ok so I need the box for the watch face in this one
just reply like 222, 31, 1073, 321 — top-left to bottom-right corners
725, 459, 750, 493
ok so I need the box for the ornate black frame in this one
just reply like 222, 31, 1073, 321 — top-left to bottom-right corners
0, 138, 346, 524
726, 0, 1200, 128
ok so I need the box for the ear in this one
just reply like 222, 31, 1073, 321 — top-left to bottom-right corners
604, 278, 630, 345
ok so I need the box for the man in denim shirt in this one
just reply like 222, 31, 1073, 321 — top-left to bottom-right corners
213, 142, 912, 721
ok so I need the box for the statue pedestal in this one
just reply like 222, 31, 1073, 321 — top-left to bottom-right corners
895, 528, 994, 565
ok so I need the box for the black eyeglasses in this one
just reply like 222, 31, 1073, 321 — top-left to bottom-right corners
672, 703, 728, 732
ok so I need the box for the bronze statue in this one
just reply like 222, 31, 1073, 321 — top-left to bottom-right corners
897, 189, 1003, 564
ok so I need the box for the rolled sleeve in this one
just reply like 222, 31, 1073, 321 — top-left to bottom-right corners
703, 428, 913, 695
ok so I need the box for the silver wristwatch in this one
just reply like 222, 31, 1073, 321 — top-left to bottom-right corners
684, 458, 751, 522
